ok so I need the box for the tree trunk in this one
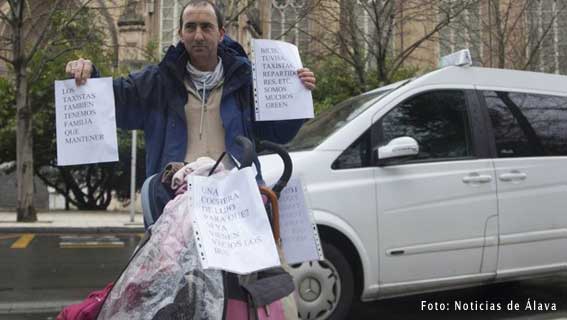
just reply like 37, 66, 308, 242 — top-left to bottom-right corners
15, 67, 37, 222
13, 0, 36, 222
377, 54, 388, 85
65, 185, 70, 211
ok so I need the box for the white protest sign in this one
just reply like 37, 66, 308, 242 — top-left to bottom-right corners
278, 177, 324, 264
252, 39, 314, 121
54, 78, 118, 166
189, 167, 280, 274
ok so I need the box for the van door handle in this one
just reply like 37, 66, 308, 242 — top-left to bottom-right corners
462, 174, 492, 184
499, 171, 527, 182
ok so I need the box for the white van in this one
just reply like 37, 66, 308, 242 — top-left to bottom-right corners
259, 65, 567, 320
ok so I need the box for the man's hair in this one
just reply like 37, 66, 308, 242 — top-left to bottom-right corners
178, 0, 224, 31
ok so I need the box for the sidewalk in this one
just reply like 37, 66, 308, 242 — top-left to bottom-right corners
0, 210, 145, 233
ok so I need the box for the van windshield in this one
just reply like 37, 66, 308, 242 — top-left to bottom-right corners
286, 88, 392, 151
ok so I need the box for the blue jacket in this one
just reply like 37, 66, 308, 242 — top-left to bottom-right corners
111, 40, 304, 178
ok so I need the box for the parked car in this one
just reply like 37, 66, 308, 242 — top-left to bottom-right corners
259, 64, 567, 320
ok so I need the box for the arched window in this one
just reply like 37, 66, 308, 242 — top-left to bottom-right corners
160, 0, 192, 54
271, 0, 310, 50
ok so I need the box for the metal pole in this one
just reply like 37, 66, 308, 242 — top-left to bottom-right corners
130, 130, 137, 223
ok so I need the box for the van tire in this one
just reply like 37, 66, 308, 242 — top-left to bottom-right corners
291, 241, 355, 320
323, 241, 355, 320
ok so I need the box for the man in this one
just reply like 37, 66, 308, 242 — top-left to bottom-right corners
65, 0, 316, 180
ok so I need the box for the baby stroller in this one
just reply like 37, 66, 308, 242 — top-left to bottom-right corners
99, 136, 298, 319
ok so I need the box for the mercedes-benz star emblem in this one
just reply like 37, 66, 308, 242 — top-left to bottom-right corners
300, 278, 321, 302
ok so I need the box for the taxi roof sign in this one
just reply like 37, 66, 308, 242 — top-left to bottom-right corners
439, 49, 472, 68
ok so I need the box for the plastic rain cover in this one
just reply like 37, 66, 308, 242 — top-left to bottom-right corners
97, 173, 225, 319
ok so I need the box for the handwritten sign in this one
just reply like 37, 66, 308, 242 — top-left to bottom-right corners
189, 167, 280, 274
54, 78, 118, 166
278, 177, 324, 264
252, 39, 314, 121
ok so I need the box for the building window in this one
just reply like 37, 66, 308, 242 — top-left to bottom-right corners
271, 0, 310, 51
160, 0, 192, 54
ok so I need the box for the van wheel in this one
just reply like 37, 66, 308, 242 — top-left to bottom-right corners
289, 242, 354, 320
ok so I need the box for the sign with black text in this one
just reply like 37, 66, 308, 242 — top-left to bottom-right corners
54, 78, 118, 166
278, 177, 324, 264
189, 167, 280, 274
252, 39, 314, 121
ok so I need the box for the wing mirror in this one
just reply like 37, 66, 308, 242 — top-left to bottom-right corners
376, 136, 419, 164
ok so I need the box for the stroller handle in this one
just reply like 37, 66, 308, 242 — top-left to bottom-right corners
259, 140, 292, 197
235, 135, 254, 168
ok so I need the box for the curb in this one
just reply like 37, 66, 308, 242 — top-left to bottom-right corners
0, 226, 145, 234
0, 300, 80, 315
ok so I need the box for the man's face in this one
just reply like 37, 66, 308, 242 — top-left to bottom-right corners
179, 4, 225, 69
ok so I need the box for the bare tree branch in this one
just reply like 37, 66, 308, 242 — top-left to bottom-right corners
272, 0, 322, 41
7, 0, 18, 21
300, 0, 481, 84
388, 20, 445, 78
523, 7, 560, 70
0, 53, 14, 64
445, 0, 567, 70
225, 0, 255, 29
29, 46, 80, 83
296, 26, 358, 68
26, 0, 95, 65
24, 0, 64, 65
0, 6, 11, 23
384, 0, 476, 81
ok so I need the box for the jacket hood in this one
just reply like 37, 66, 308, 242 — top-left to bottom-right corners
221, 35, 248, 59
160, 36, 250, 85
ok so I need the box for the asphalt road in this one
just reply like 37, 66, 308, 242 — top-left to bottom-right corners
0, 233, 566, 320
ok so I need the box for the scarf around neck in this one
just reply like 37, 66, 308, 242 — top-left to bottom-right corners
186, 58, 224, 95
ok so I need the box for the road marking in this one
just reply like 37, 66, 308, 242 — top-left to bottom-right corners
0, 235, 20, 241
60, 242, 124, 249
59, 235, 125, 249
0, 299, 81, 314
10, 234, 35, 249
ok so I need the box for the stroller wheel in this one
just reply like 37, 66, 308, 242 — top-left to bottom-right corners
290, 242, 354, 320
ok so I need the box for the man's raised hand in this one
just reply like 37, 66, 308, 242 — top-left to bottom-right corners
65, 58, 93, 86
298, 68, 316, 91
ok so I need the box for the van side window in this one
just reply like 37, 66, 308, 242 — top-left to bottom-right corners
332, 129, 371, 169
483, 91, 567, 157
378, 90, 472, 163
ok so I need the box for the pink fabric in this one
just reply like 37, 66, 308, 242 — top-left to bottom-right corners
56, 283, 113, 320
226, 299, 249, 320
225, 299, 285, 320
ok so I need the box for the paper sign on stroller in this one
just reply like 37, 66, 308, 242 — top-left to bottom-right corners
188, 167, 280, 274
278, 177, 324, 264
